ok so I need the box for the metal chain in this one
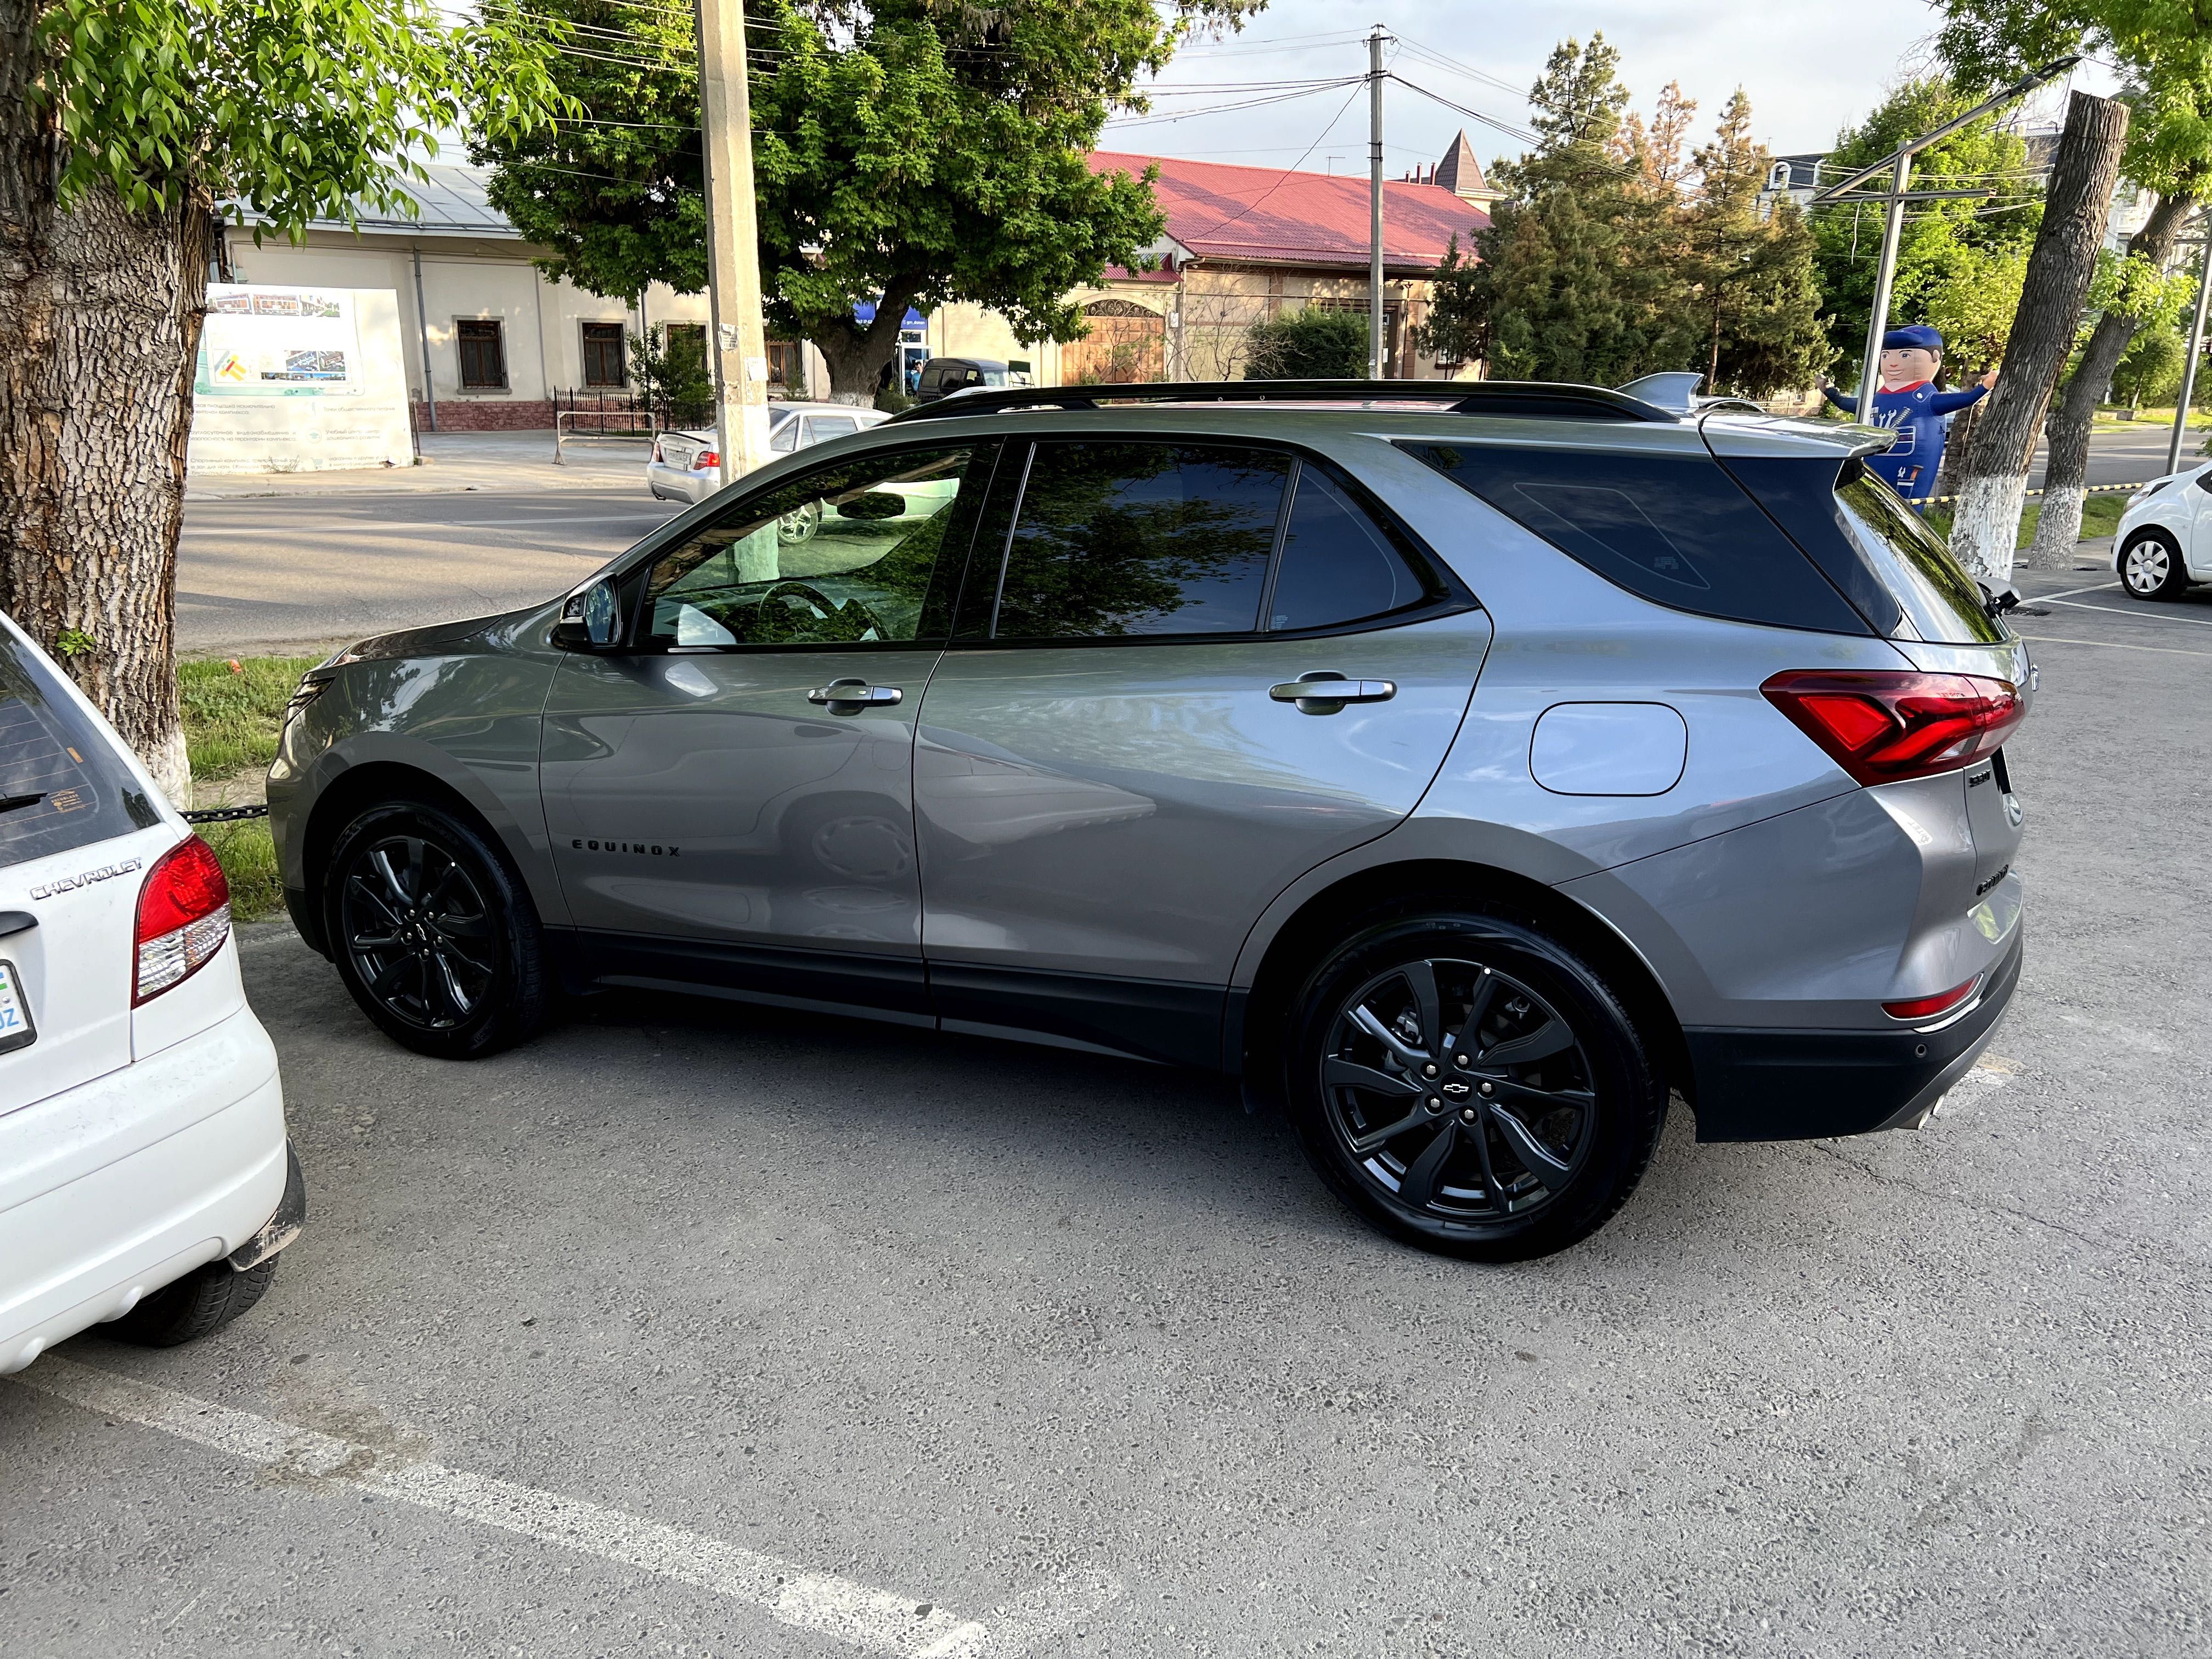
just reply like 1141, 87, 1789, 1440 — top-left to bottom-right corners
182, 803, 270, 824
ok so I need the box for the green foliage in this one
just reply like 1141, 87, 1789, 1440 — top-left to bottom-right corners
472, 0, 1259, 391
178, 654, 320, 777
1810, 79, 2044, 375
36, 0, 567, 229
628, 325, 713, 426
199, 819, 283, 922
1419, 38, 1825, 394
2112, 324, 2186, 404
1680, 89, 1832, 394
52, 628, 94, 658
1243, 307, 1368, 379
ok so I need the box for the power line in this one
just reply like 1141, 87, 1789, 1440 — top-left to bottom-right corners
1102, 78, 1363, 131
1385, 72, 1536, 147
1165, 78, 1368, 240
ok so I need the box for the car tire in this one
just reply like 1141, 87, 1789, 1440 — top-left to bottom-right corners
323, 798, 552, 1060
109, 1257, 278, 1348
1282, 904, 1667, 1263
2119, 531, 2188, 600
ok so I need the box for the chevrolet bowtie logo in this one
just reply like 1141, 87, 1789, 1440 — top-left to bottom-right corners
1442, 1081, 1471, 1096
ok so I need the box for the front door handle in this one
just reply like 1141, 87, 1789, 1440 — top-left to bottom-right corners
808, 678, 903, 710
1268, 672, 1397, 713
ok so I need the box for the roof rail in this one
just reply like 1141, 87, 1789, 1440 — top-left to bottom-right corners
880, 379, 1679, 426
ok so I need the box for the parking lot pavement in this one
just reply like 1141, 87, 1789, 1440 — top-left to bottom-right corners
7, 581, 2210, 1659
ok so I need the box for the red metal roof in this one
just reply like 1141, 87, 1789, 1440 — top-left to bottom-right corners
1089, 150, 1491, 272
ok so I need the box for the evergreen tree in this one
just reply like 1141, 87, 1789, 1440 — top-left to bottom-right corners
1680, 91, 1831, 394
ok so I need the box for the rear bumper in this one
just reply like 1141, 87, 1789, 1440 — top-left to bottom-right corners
0, 1008, 291, 1373
1683, 927, 2022, 1142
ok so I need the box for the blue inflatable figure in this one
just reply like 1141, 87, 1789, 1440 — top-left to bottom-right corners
1821, 324, 1997, 505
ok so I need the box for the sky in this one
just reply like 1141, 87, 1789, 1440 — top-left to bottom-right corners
1100, 0, 2115, 177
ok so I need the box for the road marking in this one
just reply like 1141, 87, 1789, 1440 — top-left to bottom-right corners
2038, 596, 2212, 628
2018, 634, 2212, 659
12, 1356, 1118, 1658
2027, 582, 2121, 602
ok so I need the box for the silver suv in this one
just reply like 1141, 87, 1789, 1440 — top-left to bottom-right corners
268, 381, 2029, 1261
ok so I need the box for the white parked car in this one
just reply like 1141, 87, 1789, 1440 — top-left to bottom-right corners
0, 613, 300, 1374
2113, 460, 2212, 600
646, 402, 888, 505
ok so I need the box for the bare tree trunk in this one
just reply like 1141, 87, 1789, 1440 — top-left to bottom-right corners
1933, 397, 1980, 503
2027, 190, 2194, 569
1950, 92, 2130, 585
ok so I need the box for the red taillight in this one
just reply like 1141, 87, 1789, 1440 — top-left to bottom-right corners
1761, 670, 2023, 786
696, 449, 719, 471
651, 439, 664, 462
1882, 975, 1980, 1022
134, 835, 231, 1005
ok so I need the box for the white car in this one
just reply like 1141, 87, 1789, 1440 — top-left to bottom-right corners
646, 402, 889, 505
2113, 460, 2212, 600
0, 614, 300, 1374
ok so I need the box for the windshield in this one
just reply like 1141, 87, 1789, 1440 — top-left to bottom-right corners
1834, 469, 2005, 645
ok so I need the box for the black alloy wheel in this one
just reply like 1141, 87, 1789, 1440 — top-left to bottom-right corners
324, 800, 550, 1059
1286, 907, 1666, 1262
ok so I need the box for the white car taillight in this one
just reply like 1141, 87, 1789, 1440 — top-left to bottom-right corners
134, 835, 232, 1005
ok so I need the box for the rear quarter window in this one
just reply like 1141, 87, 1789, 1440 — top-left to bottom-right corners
1403, 442, 1871, 636
0, 633, 161, 868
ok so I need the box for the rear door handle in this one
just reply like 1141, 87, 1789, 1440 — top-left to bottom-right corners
1268, 673, 1397, 713
808, 679, 904, 710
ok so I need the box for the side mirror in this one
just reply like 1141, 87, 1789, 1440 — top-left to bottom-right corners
554, 579, 624, 651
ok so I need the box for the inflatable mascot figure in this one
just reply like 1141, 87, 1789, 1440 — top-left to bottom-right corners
1821, 324, 1997, 506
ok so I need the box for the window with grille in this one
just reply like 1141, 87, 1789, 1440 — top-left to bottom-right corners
456, 319, 507, 390
581, 322, 626, 387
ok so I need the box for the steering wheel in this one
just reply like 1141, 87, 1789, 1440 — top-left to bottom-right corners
757, 580, 888, 643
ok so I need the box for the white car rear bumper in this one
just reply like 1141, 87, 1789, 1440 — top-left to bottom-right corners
0, 1006, 287, 1374
645, 460, 714, 504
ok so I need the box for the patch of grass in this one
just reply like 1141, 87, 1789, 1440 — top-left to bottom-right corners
200, 817, 285, 923
1923, 490, 2128, 550
178, 655, 320, 778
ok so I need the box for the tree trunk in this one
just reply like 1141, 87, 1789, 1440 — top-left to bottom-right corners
1949, 92, 2130, 585
809, 287, 923, 402
0, 12, 202, 805
2027, 190, 2194, 569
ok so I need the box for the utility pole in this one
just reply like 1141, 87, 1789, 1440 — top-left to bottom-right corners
2169, 214, 2212, 475
1368, 24, 1389, 380
1854, 153, 1911, 417
696, 0, 772, 487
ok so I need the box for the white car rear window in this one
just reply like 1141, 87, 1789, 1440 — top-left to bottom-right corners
0, 636, 161, 868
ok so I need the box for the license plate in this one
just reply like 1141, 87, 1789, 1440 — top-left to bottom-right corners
0, 960, 36, 1054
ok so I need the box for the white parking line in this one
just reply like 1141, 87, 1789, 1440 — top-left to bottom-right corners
2018, 634, 2212, 659
2029, 582, 2122, 602
12, 1356, 1118, 1658
2040, 596, 2212, 628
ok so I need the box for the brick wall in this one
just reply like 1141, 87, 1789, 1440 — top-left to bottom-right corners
411, 399, 556, 432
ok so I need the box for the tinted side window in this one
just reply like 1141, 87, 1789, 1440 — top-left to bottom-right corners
809, 415, 860, 441
1267, 466, 1438, 630
0, 634, 159, 868
1405, 443, 1870, 636
991, 442, 1290, 639
917, 366, 943, 392
645, 444, 986, 648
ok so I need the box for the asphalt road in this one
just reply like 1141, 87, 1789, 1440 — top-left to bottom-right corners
177, 488, 681, 656
5, 567, 2208, 1655
175, 424, 2194, 658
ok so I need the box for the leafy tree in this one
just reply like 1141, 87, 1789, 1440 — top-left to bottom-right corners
1679, 89, 1831, 395
1419, 44, 1821, 395
1415, 36, 1699, 386
1243, 307, 1368, 379
2, 0, 562, 797
628, 324, 714, 426
1929, 0, 2212, 566
475, 0, 1258, 398
1808, 78, 2045, 379
2112, 320, 2186, 405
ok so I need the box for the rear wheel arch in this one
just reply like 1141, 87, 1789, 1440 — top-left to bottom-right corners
1237, 859, 1691, 1113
